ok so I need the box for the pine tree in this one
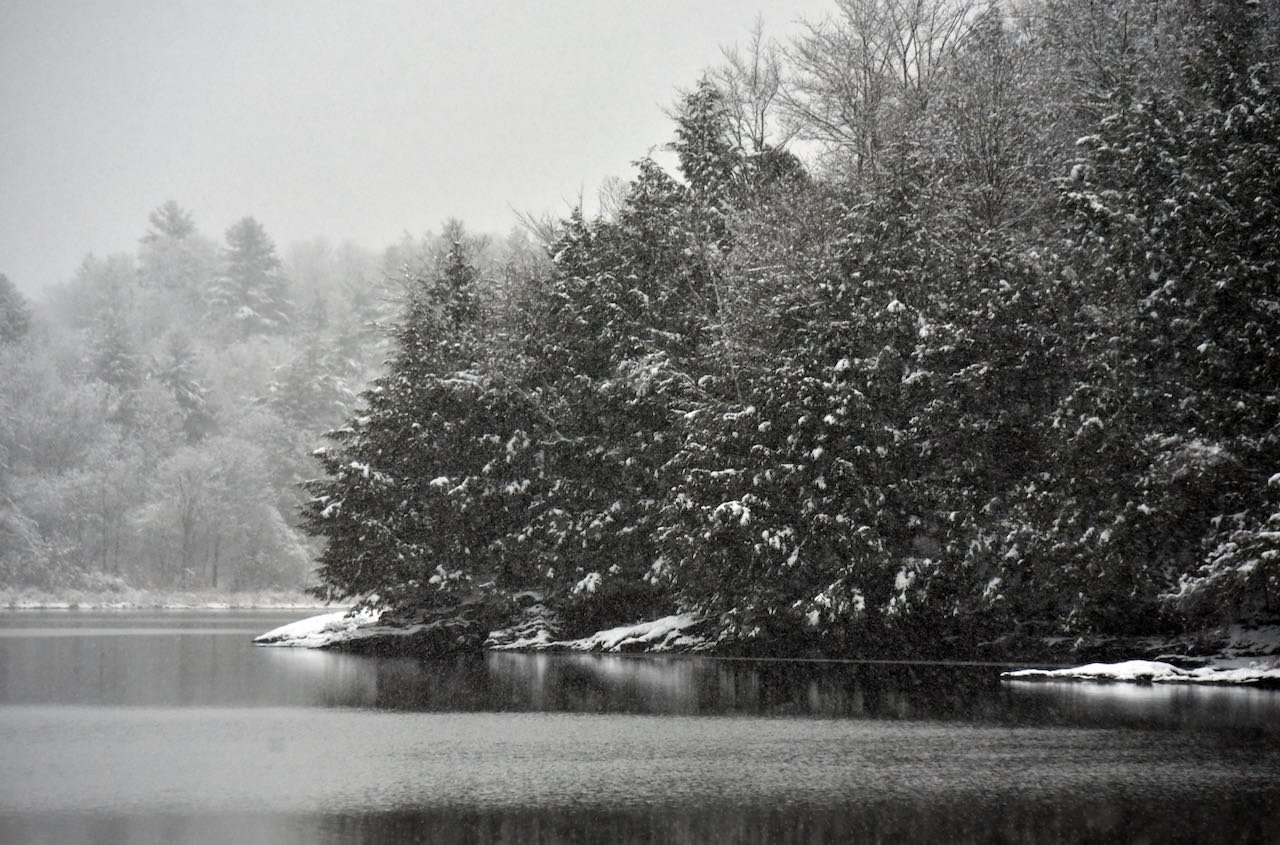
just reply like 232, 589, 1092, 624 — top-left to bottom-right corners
1023, 0, 1280, 632
673, 78, 739, 211
156, 331, 215, 442
0, 274, 31, 345
138, 202, 215, 298
209, 217, 293, 338
142, 201, 196, 243
89, 309, 142, 393
302, 233, 545, 609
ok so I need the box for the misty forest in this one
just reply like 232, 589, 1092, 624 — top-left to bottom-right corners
3, 0, 1278, 655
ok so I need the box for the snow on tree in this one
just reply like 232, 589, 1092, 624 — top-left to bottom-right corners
295, 0, 1280, 649
209, 217, 293, 338
0, 274, 31, 345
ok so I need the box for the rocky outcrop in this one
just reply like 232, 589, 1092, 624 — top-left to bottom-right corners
258, 602, 715, 656
254, 599, 506, 657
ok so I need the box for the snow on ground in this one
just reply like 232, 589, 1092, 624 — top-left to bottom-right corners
489, 612, 707, 653
486, 603, 560, 650
488, 626, 557, 650
1002, 658, 1280, 686
256, 609, 1278, 664
253, 607, 382, 647
558, 614, 707, 652
255, 605, 707, 653
254, 604, 496, 651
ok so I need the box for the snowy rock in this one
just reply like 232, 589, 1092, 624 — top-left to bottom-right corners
1001, 658, 1280, 686
255, 601, 501, 656
486, 599, 563, 650
558, 614, 709, 653
491, 612, 710, 653
257, 604, 710, 655
253, 607, 382, 648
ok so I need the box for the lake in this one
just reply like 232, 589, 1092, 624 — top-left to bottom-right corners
1, 610, 1277, 843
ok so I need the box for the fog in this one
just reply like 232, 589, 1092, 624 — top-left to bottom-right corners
1, 0, 830, 296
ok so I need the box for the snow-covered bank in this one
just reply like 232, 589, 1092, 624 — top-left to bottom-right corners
253, 607, 383, 647
1002, 659, 1280, 686
258, 607, 712, 654
490, 613, 710, 653
256, 606, 1280, 667
558, 613, 708, 652
253, 600, 505, 655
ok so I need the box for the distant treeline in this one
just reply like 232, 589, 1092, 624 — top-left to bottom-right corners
0, 200, 542, 592
304, 0, 1280, 649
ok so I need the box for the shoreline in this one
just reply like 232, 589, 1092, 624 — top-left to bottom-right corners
0, 589, 335, 612
251, 607, 1280, 686
12, 597, 1277, 686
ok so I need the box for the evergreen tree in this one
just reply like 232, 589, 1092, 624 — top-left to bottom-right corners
209, 217, 293, 338
89, 308, 142, 394
293, 0, 1280, 650
0, 274, 31, 345
142, 200, 196, 243
674, 78, 739, 210
138, 202, 215, 296
156, 331, 215, 442
302, 233, 543, 608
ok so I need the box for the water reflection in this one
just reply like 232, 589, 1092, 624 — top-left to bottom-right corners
3, 610, 1279, 737
256, 649, 380, 709
0, 619, 377, 708
1004, 678, 1280, 738
341, 652, 1280, 735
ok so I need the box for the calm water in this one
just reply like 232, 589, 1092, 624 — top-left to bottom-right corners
1, 611, 1278, 843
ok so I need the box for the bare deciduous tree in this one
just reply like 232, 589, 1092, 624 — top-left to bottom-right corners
713, 16, 790, 154
783, 0, 979, 180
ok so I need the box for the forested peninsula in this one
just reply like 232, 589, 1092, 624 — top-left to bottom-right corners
298, 1, 1280, 660
5, 0, 1279, 661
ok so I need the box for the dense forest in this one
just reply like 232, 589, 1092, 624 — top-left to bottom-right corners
4, 0, 1278, 652
303, 0, 1280, 651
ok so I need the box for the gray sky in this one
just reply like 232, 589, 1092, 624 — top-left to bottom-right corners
1, 0, 833, 296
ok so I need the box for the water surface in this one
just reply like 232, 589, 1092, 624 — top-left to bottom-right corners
1, 611, 1277, 843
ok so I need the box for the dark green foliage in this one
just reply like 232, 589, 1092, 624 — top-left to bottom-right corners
302, 233, 546, 607
302, 0, 1280, 647
1043, 0, 1280, 630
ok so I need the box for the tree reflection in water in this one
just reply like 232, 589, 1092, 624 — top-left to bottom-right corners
294, 650, 1280, 736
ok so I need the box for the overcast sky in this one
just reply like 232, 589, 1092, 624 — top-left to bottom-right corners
1, 0, 835, 296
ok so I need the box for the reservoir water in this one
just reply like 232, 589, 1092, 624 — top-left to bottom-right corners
1, 610, 1277, 843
